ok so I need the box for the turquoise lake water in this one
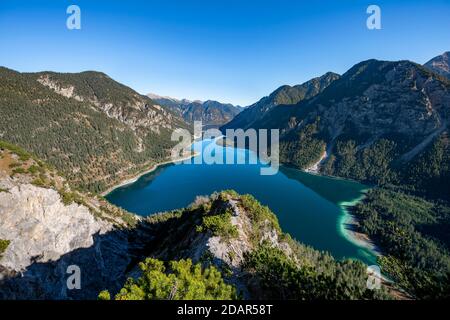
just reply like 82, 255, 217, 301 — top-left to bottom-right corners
106, 139, 377, 265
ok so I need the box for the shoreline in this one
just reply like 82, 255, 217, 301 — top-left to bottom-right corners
101, 152, 198, 197
301, 157, 381, 260
337, 191, 383, 258
304, 150, 327, 174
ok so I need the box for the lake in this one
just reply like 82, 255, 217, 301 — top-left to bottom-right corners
106, 139, 377, 265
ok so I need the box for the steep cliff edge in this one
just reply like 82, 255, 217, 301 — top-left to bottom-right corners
0, 141, 147, 299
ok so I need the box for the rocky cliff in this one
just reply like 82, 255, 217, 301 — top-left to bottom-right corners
0, 141, 148, 299
424, 51, 450, 79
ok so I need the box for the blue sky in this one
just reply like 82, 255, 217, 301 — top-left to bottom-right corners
0, 0, 449, 106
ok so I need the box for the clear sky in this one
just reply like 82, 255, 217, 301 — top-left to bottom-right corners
0, 0, 449, 106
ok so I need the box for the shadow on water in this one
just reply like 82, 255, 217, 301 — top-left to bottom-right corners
105, 139, 378, 266
279, 166, 368, 205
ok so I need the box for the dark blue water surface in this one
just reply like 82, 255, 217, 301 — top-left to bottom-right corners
106, 139, 376, 265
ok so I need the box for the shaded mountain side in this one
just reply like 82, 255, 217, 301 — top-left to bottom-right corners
149, 93, 243, 127
221, 72, 340, 131
424, 51, 450, 80
220, 55, 450, 299
0, 141, 149, 299
223, 59, 450, 198
0, 67, 189, 193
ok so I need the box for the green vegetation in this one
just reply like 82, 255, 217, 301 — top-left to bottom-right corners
243, 243, 390, 300
320, 132, 450, 298
352, 188, 450, 298
323, 139, 398, 185
100, 258, 237, 300
0, 239, 10, 257
0, 67, 185, 193
0, 140, 31, 162
196, 209, 238, 240
280, 119, 326, 169
123, 191, 394, 300
405, 133, 450, 199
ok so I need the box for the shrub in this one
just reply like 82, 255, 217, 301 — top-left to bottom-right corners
196, 209, 238, 240
0, 239, 10, 257
104, 258, 237, 300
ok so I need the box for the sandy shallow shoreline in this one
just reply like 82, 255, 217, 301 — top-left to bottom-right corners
101, 152, 198, 196
338, 193, 383, 258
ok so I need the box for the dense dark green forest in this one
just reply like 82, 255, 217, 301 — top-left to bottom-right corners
0, 67, 187, 193
351, 189, 450, 298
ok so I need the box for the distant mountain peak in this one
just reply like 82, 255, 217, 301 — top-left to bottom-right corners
148, 93, 242, 127
424, 51, 450, 79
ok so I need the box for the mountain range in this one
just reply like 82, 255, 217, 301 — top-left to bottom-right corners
222, 53, 450, 198
149, 93, 243, 128
1, 52, 450, 300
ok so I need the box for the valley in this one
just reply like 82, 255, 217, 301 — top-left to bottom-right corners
1, 52, 450, 300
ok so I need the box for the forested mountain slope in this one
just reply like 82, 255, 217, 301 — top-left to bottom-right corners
221, 55, 450, 298
0, 67, 189, 193
221, 72, 340, 131
100, 190, 391, 300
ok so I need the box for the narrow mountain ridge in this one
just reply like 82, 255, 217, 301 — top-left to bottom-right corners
221, 72, 340, 131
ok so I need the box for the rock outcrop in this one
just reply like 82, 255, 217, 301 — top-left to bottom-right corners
424, 51, 450, 80
0, 143, 146, 299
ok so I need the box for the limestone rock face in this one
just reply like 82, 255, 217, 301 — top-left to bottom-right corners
0, 183, 111, 272
0, 180, 133, 300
